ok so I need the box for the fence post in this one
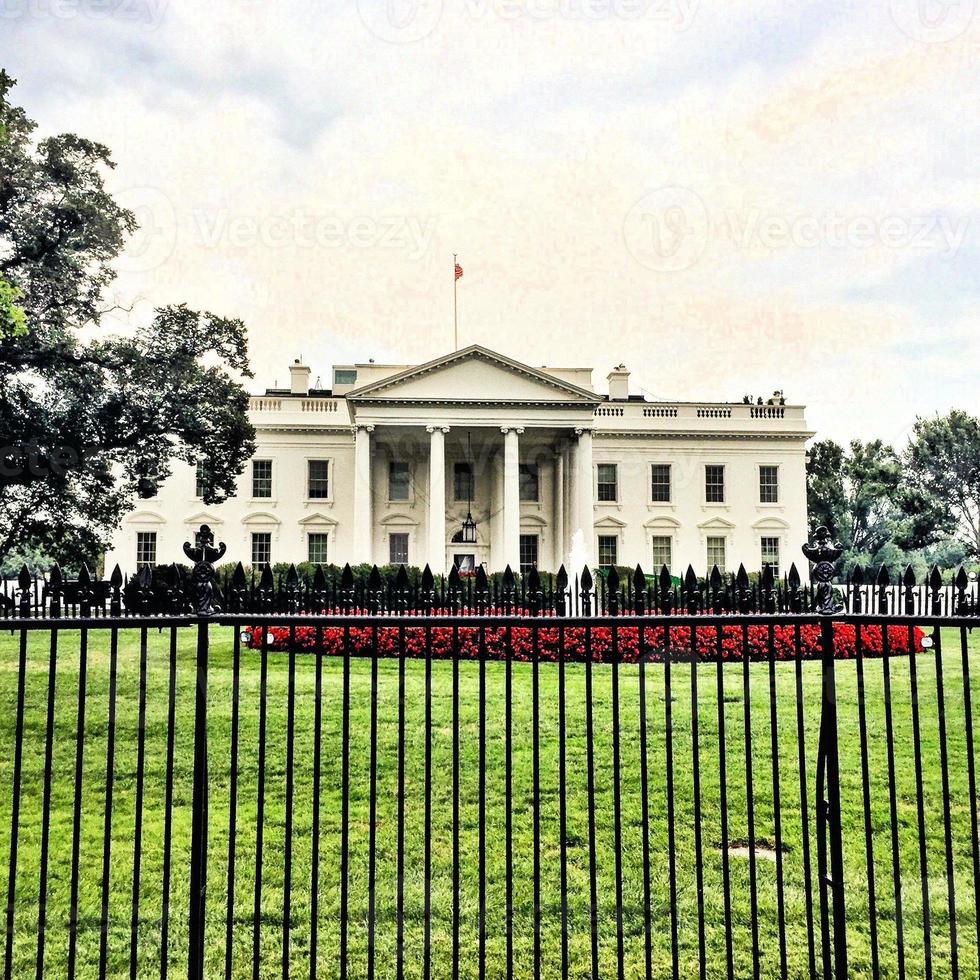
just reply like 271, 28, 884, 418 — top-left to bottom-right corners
804, 527, 848, 980
184, 524, 225, 980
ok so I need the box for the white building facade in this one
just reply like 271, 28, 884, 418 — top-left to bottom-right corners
107, 345, 813, 577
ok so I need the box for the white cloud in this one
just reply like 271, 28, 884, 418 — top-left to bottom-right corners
2, 0, 979, 445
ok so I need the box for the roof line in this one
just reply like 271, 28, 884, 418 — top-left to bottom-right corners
344, 344, 602, 402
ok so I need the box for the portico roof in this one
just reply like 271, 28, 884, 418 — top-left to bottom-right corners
344, 344, 604, 406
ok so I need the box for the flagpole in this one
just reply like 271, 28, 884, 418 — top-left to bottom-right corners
453, 252, 458, 351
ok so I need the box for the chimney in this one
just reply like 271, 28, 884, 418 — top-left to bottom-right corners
289, 359, 311, 395
607, 364, 630, 401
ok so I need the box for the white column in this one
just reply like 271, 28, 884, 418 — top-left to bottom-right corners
502, 426, 522, 572
568, 437, 579, 546
490, 449, 504, 571
562, 444, 572, 563
427, 425, 449, 574
353, 424, 374, 563
553, 449, 565, 570
576, 427, 594, 569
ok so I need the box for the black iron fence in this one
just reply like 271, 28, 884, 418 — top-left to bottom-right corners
3, 529, 980, 622
0, 526, 978, 979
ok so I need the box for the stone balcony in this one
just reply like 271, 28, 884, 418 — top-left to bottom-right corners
591, 401, 811, 439
248, 395, 352, 428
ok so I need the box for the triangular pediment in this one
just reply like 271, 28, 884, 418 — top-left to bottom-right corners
698, 516, 737, 531
298, 512, 338, 527
184, 510, 224, 526
595, 515, 627, 528
346, 345, 601, 404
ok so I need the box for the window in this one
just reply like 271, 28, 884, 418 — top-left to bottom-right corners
652, 535, 672, 571
454, 462, 474, 502
195, 463, 208, 499
597, 463, 618, 502
706, 536, 726, 573
251, 532, 272, 567
308, 459, 330, 499
519, 464, 539, 502
252, 459, 272, 499
761, 537, 780, 577
136, 532, 156, 570
519, 534, 539, 575
759, 465, 779, 504
705, 465, 725, 503
333, 369, 357, 386
598, 535, 618, 567
650, 464, 671, 503
308, 533, 329, 564
388, 461, 410, 501
389, 533, 409, 565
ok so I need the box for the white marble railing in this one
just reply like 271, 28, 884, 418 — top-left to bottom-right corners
592, 401, 806, 430
250, 396, 341, 411
249, 395, 348, 422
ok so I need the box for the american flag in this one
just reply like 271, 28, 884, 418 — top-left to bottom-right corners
455, 261, 463, 281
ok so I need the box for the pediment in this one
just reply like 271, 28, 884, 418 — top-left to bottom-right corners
242, 511, 281, 526
126, 510, 166, 525
752, 516, 790, 530
346, 345, 601, 405
595, 515, 627, 528
380, 513, 419, 527
644, 515, 681, 529
298, 512, 338, 527
520, 514, 548, 527
698, 516, 736, 530
184, 510, 224, 526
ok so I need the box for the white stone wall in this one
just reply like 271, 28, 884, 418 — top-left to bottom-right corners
590, 436, 807, 576
105, 347, 811, 577
105, 426, 808, 577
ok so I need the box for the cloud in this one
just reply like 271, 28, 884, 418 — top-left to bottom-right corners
1, 0, 978, 445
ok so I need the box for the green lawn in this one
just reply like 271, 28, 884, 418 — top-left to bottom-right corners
0, 623, 978, 978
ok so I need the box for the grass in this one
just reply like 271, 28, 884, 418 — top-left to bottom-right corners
0, 623, 977, 978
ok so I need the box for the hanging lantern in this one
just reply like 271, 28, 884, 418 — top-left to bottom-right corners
460, 509, 478, 545
460, 433, 478, 544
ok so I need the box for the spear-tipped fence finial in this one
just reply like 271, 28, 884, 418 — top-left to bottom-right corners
555, 565, 568, 617
580, 566, 593, 616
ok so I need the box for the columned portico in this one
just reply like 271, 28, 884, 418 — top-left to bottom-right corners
353, 423, 374, 562
501, 426, 523, 572
427, 424, 449, 573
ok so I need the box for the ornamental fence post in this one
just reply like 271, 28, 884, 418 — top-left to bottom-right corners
804, 527, 848, 980
185, 524, 225, 980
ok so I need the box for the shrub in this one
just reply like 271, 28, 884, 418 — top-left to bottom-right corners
244, 621, 923, 663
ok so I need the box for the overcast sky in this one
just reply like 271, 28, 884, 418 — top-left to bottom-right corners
2, 0, 978, 444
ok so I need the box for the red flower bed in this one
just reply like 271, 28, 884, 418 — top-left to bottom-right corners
243, 619, 923, 663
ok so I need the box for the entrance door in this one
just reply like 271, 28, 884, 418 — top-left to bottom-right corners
453, 553, 476, 573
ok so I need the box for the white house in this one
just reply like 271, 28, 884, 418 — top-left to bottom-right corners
106, 345, 812, 577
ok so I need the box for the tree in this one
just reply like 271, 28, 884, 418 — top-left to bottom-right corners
905, 410, 980, 559
0, 278, 25, 338
806, 438, 944, 574
805, 440, 847, 540
0, 69, 255, 568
